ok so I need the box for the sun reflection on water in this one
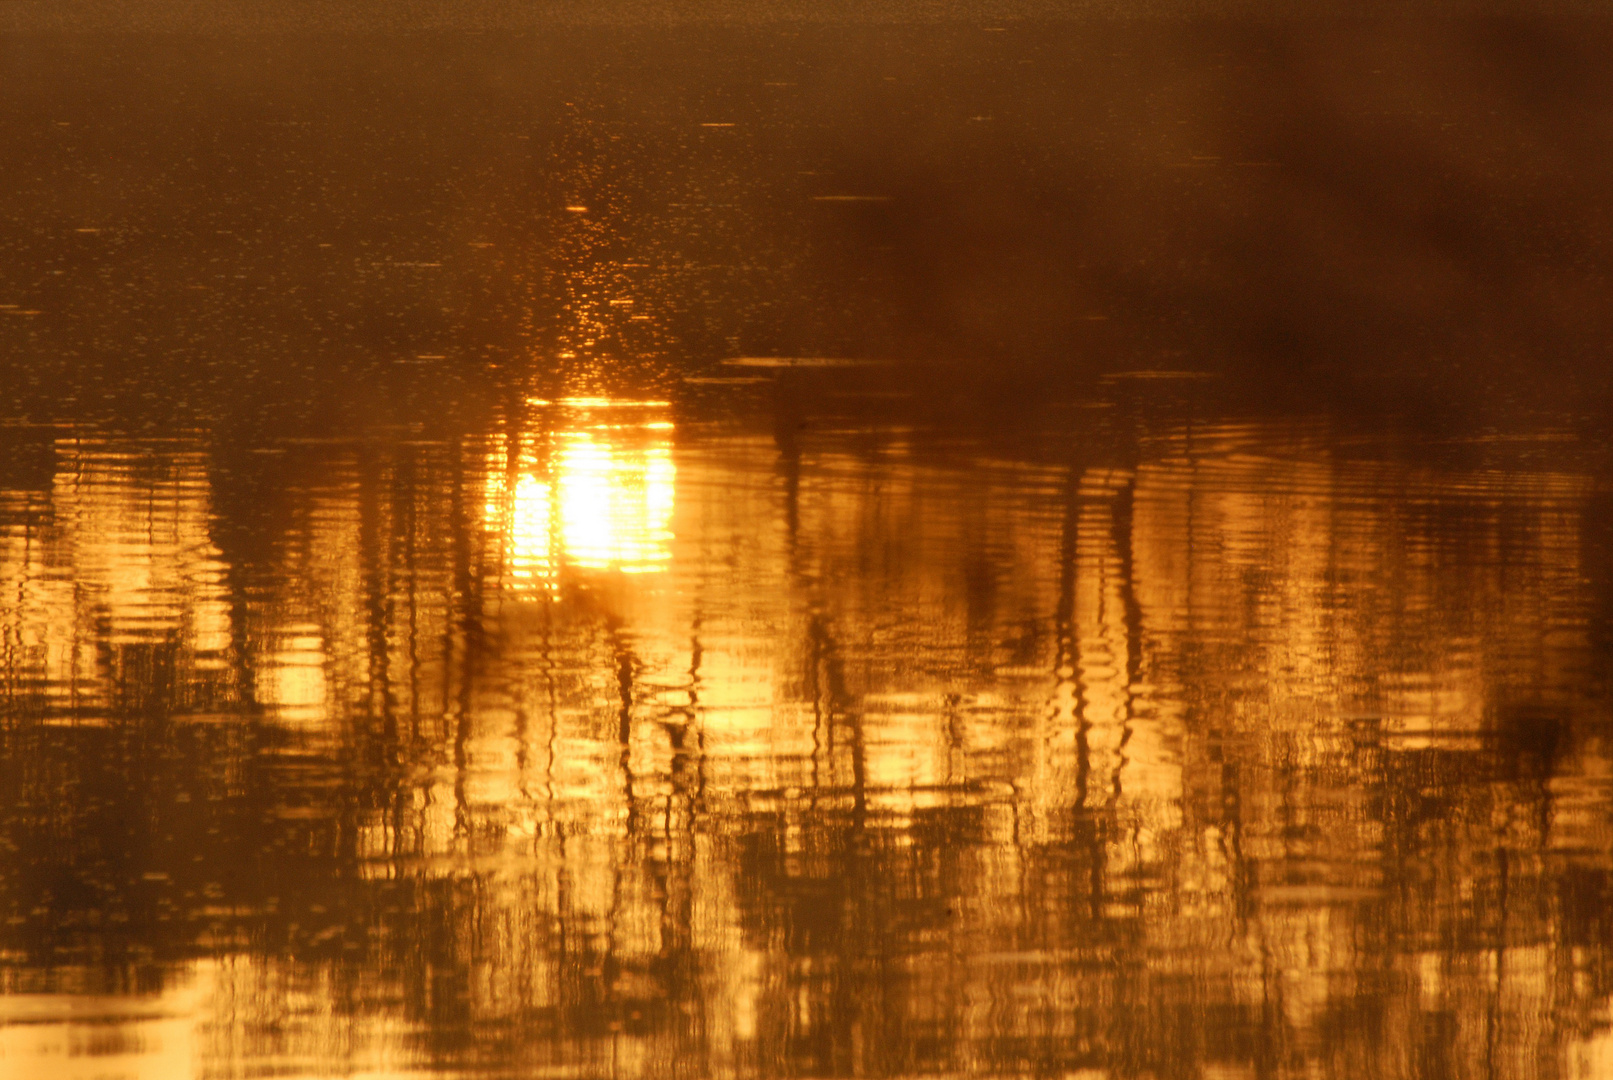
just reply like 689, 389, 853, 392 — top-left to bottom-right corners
486, 399, 676, 586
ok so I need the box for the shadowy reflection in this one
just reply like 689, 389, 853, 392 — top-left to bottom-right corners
2, 398, 1611, 1079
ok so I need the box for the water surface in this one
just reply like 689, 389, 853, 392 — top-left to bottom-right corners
2, 22, 1613, 1080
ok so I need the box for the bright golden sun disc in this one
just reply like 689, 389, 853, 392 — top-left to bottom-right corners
485, 400, 675, 587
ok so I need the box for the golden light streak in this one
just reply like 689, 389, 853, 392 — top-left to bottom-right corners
488, 400, 675, 587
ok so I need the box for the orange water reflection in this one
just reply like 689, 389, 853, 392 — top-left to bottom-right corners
1, 414, 1611, 1080
486, 399, 676, 587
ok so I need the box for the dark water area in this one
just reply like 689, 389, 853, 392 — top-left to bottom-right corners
3, 19, 1613, 1080
4, 23, 1613, 429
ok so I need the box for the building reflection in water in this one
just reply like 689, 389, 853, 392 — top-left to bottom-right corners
1, 408, 1612, 1079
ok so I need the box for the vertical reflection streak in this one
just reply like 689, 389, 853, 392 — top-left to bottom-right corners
611, 623, 640, 840
1055, 466, 1085, 811
541, 598, 559, 836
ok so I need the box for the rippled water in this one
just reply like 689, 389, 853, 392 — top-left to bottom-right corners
4, 21, 1613, 1080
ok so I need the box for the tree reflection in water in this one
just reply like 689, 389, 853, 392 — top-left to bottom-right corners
1, 400, 1610, 1079
4, 18, 1613, 1077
